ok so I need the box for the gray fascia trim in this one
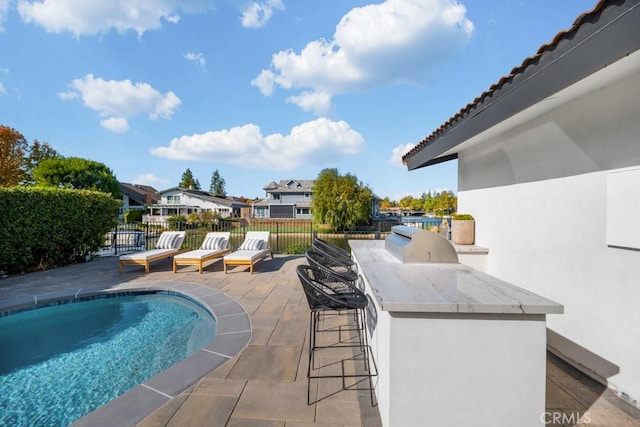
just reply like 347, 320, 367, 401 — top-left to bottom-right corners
407, 0, 640, 171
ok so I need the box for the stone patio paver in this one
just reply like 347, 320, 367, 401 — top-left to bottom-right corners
1, 255, 639, 426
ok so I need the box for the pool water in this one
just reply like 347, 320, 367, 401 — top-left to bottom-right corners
0, 292, 217, 426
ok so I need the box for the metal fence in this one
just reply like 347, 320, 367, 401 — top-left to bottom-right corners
100, 220, 395, 256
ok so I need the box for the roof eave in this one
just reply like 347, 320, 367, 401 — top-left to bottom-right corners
404, 0, 640, 170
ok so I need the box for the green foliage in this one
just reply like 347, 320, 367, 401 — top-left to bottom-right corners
123, 209, 144, 223
33, 157, 120, 197
452, 213, 474, 220
179, 168, 201, 190
23, 140, 59, 185
0, 187, 120, 274
283, 243, 310, 255
311, 168, 372, 231
422, 190, 457, 216
209, 169, 226, 196
167, 215, 187, 230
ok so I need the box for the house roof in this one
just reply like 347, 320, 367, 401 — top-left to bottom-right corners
158, 187, 249, 208
263, 179, 315, 193
402, 0, 640, 170
263, 181, 279, 190
119, 182, 159, 204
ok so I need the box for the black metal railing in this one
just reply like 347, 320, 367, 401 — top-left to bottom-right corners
100, 220, 397, 256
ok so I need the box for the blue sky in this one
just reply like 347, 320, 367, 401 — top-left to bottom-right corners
0, 0, 594, 200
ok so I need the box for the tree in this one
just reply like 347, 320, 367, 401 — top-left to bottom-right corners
0, 125, 28, 187
23, 140, 59, 185
422, 190, 457, 215
180, 168, 201, 190
435, 190, 457, 215
209, 169, 226, 196
423, 191, 436, 214
312, 168, 372, 231
33, 157, 120, 196
398, 195, 414, 208
380, 197, 392, 210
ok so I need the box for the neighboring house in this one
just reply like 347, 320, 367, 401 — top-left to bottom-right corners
253, 179, 382, 220
253, 180, 314, 219
145, 187, 249, 223
118, 182, 159, 218
403, 0, 640, 407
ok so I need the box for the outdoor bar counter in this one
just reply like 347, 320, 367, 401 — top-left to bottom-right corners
349, 239, 563, 427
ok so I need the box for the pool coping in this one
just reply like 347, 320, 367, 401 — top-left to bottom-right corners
1, 281, 252, 427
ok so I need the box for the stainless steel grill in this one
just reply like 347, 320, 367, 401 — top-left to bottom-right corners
385, 225, 458, 263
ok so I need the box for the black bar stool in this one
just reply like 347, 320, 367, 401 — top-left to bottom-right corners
312, 237, 359, 274
296, 264, 377, 405
305, 249, 359, 285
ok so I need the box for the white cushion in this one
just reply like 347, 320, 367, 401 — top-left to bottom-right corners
201, 236, 224, 250
239, 238, 263, 251
155, 233, 179, 249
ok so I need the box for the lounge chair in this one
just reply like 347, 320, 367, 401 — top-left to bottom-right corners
223, 231, 273, 274
118, 231, 185, 273
173, 232, 231, 273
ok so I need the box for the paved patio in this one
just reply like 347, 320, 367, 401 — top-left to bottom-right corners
1, 255, 639, 426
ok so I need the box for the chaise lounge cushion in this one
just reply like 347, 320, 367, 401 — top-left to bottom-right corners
201, 236, 225, 250
156, 232, 182, 249
223, 231, 272, 274
172, 232, 231, 273
239, 238, 263, 251
119, 231, 186, 273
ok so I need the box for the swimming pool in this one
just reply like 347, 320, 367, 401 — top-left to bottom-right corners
0, 291, 217, 426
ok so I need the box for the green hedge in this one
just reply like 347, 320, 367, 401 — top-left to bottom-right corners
124, 209, 143, 223
0, 187, 120, 274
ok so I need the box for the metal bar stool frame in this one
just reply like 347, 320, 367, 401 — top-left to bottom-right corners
305, 249, 359, 285
311, 237, 359, 274
296, 264, 377, 406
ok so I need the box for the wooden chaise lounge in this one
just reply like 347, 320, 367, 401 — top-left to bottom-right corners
118, 231, 185, 273
223, 231, 273, 274
173, 232, 231, 273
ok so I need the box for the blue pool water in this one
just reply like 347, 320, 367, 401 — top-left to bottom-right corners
0, 292, 217, 426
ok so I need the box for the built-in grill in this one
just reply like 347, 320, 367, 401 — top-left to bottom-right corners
385, 225, 459, 263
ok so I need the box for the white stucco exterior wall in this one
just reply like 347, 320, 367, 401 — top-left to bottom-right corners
461, 177, 640, 403
458, 172, 640, 403
452, 50, 640, 406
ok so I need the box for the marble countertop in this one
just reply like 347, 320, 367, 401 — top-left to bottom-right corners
349, 240, 563, 315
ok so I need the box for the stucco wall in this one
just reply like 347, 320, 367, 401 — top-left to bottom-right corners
453, 54, 640, 405
458, 153, 640, 406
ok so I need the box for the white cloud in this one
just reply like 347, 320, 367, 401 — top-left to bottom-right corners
241, 0, 284, 29
133, 173, 169, 186
100, 116, 129, 133
150, 117, 364, 170
184, 52, 206, 68
0, 0, 8, 32
286, 90, 332, 117
388, 142, 415, 166
165, 14, 179, 24
253, 0, 473, 115
0, 82, 5, 95
59, 74, 181, 132
16, 0, 209, 36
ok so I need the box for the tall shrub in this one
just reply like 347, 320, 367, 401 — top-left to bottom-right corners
0, 187, 120, 274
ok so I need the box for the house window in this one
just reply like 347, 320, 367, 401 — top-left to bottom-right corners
304, 193, 310, 198
273, 194, 280, 200
167, 195, 180, 205
296, 208, 310, 215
